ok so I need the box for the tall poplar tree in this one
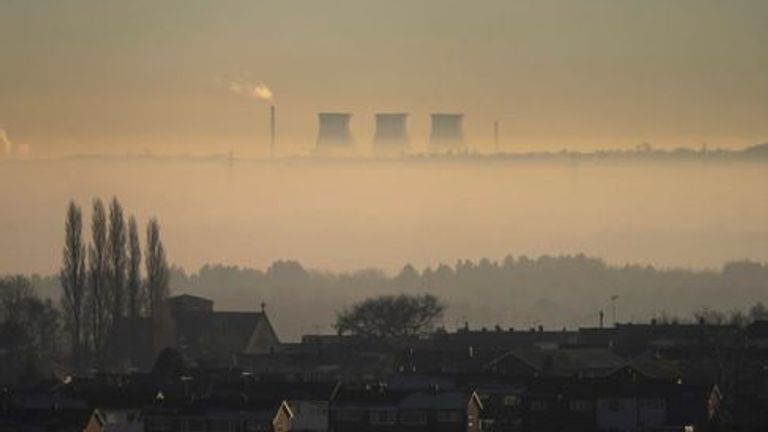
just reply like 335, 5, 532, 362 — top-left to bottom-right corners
145, 218, 170, 353
60, 201, 88, 370
107, 197, 127, 359
88, 199, 110, 360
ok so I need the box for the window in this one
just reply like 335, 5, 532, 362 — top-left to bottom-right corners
530, 400, 549, 411
337, 409, 363, 422
370, 409, 397, 425
602, 399, 624, 411
569, 400, 593, 412
400, 410, 428, 425
146, 419, 173, 432
209, 420, 230, 432
437, 410, 462, 422
503, 395, 521, 407
639, 398, 665, 409
245, 420, 266, 432
185, 419, 206, 432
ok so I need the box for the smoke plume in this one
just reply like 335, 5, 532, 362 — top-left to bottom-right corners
229, 80, 274, 103
0, 128, 31, 159
0, 128, 12, 157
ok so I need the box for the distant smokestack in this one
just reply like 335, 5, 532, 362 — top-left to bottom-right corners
373, 113, 409, 151
270, 105, 276, 157
317, 113, 354, 148
430, 113, 465, 150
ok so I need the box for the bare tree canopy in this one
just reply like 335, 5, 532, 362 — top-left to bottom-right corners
127, 215, 143, 321
335, 293, 445, 339
60, 201, 87, 370
88, 198, 110, 357
145, 217, 171, 355
106, 197, 128, 361
0, 275, 60, 385
0, 275, 35, 323
145, 218, 169, 323
107, 198, 127, 326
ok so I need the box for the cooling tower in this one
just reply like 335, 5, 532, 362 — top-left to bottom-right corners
316, 113, 354, 148
373, 113, 409, 151
429, 113, 465, 150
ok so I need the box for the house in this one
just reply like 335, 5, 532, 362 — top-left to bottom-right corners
329, 385, 482, 432
0, 379, 92, 431
168, 294, 281, 365
515, 364, 709, 432
142, 372, 294, 432
143, 399, 294, 432
520, 377, 596, 432
114, 294, 281, 370
484, 347, 626, 379
430, 327, 577, 352
278, 382, 339, 432
577, 323, 741, 357
745, 320, 768, 348
236, 339, 395, 384
83, 409, 143, 432
471, 382, 526, 432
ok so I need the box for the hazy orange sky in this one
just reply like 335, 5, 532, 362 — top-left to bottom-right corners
1, 0, 767, 156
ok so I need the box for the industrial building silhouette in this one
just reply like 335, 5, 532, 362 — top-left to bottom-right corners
314, 112, 466, 153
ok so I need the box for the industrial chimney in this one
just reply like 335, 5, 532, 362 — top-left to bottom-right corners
373, 113, 409, 152
316, 113, 354, 149
429, 113, 465, 151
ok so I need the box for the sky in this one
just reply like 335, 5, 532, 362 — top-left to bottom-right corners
1, 0, 767, 157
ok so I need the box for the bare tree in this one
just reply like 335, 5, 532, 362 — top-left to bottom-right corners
107, 197, 127, 359
1, 275, 60, 385
126, 215, 143, 365
0, 275, 35, 323
127, 216, 143, 322
60, 201, 87, 371
335, 293, 445, 339
88, 199, 110, 360
749, 302, 768, 321
145, 218, 170, 352
694, 307, 726, 325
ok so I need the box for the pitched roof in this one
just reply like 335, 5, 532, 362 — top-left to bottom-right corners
172, 310, 278, 362
399, 391, 473, 410
485, 348, 625, 377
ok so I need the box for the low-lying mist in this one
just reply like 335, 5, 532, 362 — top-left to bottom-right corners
3, 156, 767, 340
2, 156, 767, 275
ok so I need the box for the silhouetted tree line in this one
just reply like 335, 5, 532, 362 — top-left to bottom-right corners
402, 141, 768, 162
159, 256, 768, 339
59, 198, 170, 373
0, 205, 165, 385
15, 256, 768, 343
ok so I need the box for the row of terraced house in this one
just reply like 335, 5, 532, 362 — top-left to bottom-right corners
1, 293, 767, 431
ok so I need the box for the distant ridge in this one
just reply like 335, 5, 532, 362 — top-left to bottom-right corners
743, 142, 768, 155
